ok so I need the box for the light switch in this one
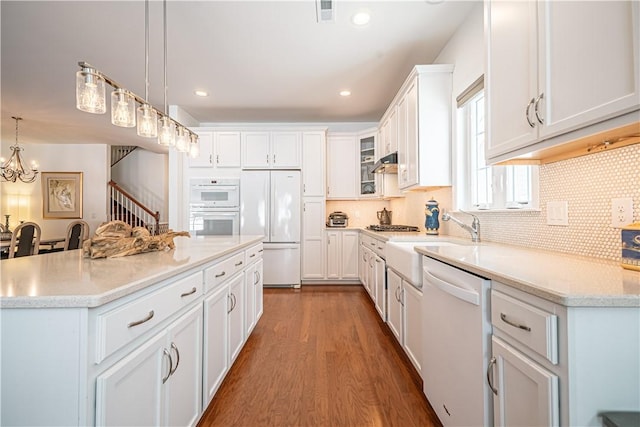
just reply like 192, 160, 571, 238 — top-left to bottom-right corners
547, 201, 569, 226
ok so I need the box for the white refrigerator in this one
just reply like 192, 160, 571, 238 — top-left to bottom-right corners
240, 170, 301, 287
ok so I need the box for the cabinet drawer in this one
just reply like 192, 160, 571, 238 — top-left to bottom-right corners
491, 290, 558, 364
95, 271, 203, 363
245, 243, 263, 265
204, 252, 245, 293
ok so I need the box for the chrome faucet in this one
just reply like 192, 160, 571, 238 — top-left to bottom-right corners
442, 210, 481, 243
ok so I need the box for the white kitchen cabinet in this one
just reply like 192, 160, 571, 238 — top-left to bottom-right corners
326, 134, 358, 199
326, 229, 359, 280
359, 244, 372, 297
244, 243, 263, 336
241, 131, 302, 169
228, 272, 245, 364
387, 268, 403, 344
379, 107, 397, 157
95, 304, 203, 427
373, 252, 386, 320
392, 65, 452, 190
189, 130, 241, 169
491, 336, 559, 427
203, 283, 229, 406
485, 0, 640, 162
302, 131, 326, 197
402, 281, 422, 375
302, 197, 326, 280
358, 131, 377, 197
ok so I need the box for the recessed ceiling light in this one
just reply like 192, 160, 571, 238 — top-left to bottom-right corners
352, 11, 371, 26
194, 90, 209, 97
340, 90, 351, 97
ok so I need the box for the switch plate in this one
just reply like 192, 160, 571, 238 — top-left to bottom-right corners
611, 198, 633, 228
547, 201, 569, 226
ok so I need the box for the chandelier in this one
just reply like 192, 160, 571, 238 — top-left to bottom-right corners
75, 0, 198, 156
0, 116, 39, 183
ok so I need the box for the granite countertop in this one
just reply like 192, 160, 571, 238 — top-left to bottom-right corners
415, 242, 640, 308
0, 235, 263, 309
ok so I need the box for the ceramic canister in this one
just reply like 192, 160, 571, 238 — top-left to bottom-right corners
424, 199, 440, 235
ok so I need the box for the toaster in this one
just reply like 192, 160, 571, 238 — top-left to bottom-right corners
327, 211, 349, 227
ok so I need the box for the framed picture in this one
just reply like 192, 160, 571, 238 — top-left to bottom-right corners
41, 172, 83, 219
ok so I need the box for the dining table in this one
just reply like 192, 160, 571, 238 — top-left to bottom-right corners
0, 236, 66, 252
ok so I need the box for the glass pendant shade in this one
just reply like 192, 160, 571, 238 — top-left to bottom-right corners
111, 89, 136, 127
136, 104, 158, 138
189, 134, 200, 158
157, 116, 176, 146
76, 68, 106, 114
175, 127, 189, 152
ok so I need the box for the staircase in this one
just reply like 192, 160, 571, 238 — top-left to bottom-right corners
108, 180, 168, 235
111, 146, 138, 167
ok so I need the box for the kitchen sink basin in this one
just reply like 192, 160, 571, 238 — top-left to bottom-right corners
385, 240, 462, 285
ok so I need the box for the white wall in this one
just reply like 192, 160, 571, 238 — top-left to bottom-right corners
111, 149, 168, 220
0, 142, 109, 239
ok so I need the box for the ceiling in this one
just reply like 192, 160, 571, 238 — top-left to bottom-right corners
1, 0, 475, 153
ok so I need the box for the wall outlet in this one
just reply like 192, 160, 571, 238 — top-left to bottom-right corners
547, 201, 569, 226
611, 198, 633, 228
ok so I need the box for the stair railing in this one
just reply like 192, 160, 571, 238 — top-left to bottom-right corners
108, 180, 161, 235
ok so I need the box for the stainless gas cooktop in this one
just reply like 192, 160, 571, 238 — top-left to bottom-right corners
366, 224, 420, 232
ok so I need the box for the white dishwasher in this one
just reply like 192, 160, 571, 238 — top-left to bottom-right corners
422, 255, 492, 427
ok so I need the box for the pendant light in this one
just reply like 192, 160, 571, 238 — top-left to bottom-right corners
137, 0, 158, 138
76, 65, 106, 114
111, 88, 136, 127
175, 126, 189, 153
189, 133, 200, 158
158, 0, 175, 146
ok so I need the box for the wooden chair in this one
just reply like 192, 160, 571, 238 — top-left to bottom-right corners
64, 220, 90, 250
8, 222, 41, 258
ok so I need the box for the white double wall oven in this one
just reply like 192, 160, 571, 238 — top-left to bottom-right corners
189, 178, 240, 236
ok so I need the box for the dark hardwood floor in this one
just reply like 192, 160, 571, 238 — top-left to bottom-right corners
198, 285, 442, 427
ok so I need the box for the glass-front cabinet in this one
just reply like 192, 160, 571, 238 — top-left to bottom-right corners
359, 132, 377, 197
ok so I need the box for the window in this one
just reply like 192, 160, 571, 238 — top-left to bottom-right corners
455, 82, 538, 210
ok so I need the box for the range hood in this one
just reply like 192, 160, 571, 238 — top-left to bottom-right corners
372, 152, 398, 174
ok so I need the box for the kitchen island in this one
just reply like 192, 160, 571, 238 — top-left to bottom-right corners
1, 235, 264, 426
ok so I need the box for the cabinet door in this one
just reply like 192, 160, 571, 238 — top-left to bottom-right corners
537, 1, 640, 139
386, 269, 403, 344
228, 273, 245, 364
244, 263, 257, 336
189, 131, 213, 167
95, 331, 165, 426
388, 108, 398, 154
404, 80, 419, 188
254, 259, 264, 322
165, 305, 203, 427
379, 121, 388, 157
242, 132, 270, 168
271, 132, 301, 169
302, 132, 326, 197
359, 246, 368, 292
358, 133, 376, 197
485, 0, 539, 159
326, 135, 358, 199
326, 230, 340, 279
341, 231, 360, 279
302, 197, 326, 279
492, 336, 559, 427
215, 132, 241, 168
203, 284, 229, 406
374, 254, 386, 320
396, 93, 409, 188
403, 283, 422, 374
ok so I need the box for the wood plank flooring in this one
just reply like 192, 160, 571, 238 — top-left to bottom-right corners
198, 285, 442, 427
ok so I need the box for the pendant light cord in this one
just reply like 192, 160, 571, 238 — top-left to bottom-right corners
144, 0, 150, 102
163, 0, 168, 114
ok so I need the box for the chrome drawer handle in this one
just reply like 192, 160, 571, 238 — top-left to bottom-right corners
180, 287, 197, 298
162, 348, 172, 384
235, 261, 243, 267
215, 271, 226, 278
128, 310, 154, 328
525, 97, 536, 128
249, 253, 256, 258
258, 249, 264, 253
534, 93, 544, 124
169, 342, 180, 376
487, 357, 498, 395
500, 313, 531, 331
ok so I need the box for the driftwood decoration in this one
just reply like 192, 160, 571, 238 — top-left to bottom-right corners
82, 220, 190, 259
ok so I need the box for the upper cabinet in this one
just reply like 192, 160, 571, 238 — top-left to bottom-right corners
358, 131, 377, 198
189, 130, 241, 169
485, 0, 640, 163
326, 134, 358, 200
241, 131, 302, 169
393, 65, 453, 190
379, 108, 397, 157
302, 131, 326, 197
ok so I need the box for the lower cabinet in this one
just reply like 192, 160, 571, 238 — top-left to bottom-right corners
326, 229, 359, 280
373, 251, 386, 320
387, 269, 403, 343
95, 304, 203, 427
203, 283, 230, 406
245, 258, 264, 336
228, 272, 245, 364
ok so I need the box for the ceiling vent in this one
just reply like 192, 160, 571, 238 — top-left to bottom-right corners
316, 0, 335, 23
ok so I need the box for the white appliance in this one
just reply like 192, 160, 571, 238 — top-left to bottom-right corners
422, 256, 492, 427
240, 170, 301, 287
189, 178, 240, 236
